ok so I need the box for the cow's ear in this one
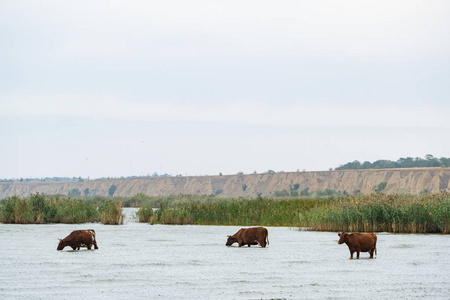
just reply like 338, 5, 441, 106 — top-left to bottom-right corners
338, 233, 341, 237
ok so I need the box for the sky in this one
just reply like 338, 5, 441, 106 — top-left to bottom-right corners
1, 0, 449, 179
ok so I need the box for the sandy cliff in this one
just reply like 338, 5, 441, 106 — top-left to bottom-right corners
1, 168, 449, 199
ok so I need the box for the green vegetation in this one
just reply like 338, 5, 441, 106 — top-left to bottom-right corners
68, 188, 81, 196
300, 187, 311, 197
3, 192, 449, 233
375, 181, 388, 192
141, 193, 450, 233
273, 184, 303, 197
299, 193, 450, 233
99, 201, 124, 225
0, 193, 123, 225
152, 196, 321, 226
137, 205, 154, 223
108, 185, 117, 197
274, 190, 290, 197
336, 154, 450, 170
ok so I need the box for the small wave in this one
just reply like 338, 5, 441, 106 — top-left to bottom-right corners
230, 280, 251, 284
142, 262, 173, 267
394, 244, 414, 249
175, 281, 196, 286
287, 260, 310, 264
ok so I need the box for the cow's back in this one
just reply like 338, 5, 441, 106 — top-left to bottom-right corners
242, 227, 267, 245
355, 233, 376, 251
64, 230, 95, 248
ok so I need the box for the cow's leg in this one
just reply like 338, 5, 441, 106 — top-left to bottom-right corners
72, 246, 77, 250
87, 244, 92, 250
350, 250, 354, 259
93, 241, 98, 249
259, 239, 266, 248
369, 249, 374, 258
356, 251, 360, 259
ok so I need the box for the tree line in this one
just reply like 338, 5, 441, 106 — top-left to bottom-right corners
335, 154, 450, 170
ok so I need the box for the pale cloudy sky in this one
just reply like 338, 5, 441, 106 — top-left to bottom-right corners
1, 0, 449, 179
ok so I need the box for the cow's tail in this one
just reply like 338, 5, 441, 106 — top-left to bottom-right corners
266, 231, 269, 246
372, 233, 377, 256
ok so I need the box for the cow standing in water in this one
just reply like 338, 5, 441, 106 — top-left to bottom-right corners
338, 232, 377, 259
57, 229, 98, 251
226, 227, 269, 248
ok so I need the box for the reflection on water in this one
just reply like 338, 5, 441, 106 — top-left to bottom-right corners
0, 208, 449, 299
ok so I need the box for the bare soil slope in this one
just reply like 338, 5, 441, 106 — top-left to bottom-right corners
1, 168, 449, 199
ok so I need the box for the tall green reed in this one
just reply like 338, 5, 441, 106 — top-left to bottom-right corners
144, 193, 450, 233
0, 194, 123, 225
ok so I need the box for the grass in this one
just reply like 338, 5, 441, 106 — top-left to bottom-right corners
143, 193, 450, 233
137, 205, 154, 223
3, 192, 449, 233
0, 193, 124, 225
302, 193, 450, 233
151, 196, 324, 226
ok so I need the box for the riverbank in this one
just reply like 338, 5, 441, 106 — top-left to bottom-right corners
2, 167, 449, 199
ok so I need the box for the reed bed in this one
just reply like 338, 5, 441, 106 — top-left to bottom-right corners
153, 197, 323, 226
302, 193, 450, 233
148, 193, 450, 233
137, 205, 154, 223
0, 193, 123, 225
99, 201, 124, 225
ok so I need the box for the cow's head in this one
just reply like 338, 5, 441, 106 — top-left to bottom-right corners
57, 238, 66, 251
337, 232, 347, 244
225, 235, 237, 246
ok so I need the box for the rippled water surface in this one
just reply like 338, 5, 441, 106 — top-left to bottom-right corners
1, 208, 449, 299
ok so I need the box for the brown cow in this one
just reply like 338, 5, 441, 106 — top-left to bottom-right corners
57, 229, 98, 251
338, 232, 377, 259
226, 227, 269, 247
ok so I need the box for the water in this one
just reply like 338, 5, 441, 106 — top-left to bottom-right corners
0, 208, 449, 299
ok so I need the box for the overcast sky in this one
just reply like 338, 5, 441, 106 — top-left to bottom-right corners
1, 0, 449, 179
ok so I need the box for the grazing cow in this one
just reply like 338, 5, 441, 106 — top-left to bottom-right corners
57, 229, 98, 251
338, 232, 377, 259
226, 227, 269, 247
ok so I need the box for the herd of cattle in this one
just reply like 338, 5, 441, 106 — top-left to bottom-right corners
57, 227, 378, 259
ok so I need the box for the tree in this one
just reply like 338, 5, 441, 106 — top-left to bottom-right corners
68, 189, 81, 196
362, 161, 372, 169
290, 184, 300, 197
108, 185, 117, 197
336, 160, 362, 170
425, 154, 440, 167
397, 157, 415, 168
300, 187, 310, 197
440, 157, 450, 167
375, 182, 388, 192
372, 160, 398, 169
83, 188, 90, 196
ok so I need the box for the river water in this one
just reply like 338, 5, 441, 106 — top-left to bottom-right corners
0, 208, 449, 299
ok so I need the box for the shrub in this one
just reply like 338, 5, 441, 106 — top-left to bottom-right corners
100, 201, 123, 225
137, 205, 154, 223
375, 181, 388, 192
